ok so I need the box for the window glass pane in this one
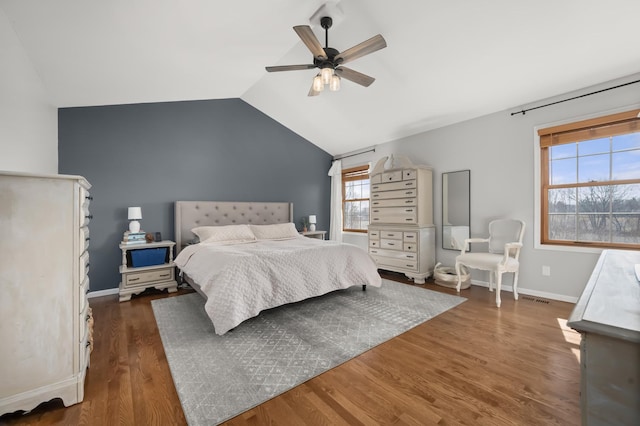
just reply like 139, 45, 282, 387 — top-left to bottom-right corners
550, 158, 577, 184
612, 132, 640, 151
578, 153, 610, 183
577, 214, 610, 243
578, 137, 609, 156
548, 214, 576, 240
362, 182, 370, 198
611, 214, 640, 244
352, 182, 362, 199
550, 143, 575, 160
612, 150, 640, 180
344, 181, 355, 199
548, 188, 576, 213
343, 200, 370, 230
577, 186, 611, 214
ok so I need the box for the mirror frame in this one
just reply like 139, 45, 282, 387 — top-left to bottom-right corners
442, 170, 470, 250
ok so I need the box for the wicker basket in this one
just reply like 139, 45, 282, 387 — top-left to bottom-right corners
433, 262, 470, 289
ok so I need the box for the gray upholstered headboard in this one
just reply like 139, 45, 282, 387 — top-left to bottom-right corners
174, 201, 294, 253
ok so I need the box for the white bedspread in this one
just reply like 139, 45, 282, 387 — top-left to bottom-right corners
174, 236, 382, 335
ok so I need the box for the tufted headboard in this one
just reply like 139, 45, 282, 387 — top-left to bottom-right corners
174, 201, 294, 253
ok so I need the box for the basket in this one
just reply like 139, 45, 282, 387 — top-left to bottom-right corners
433, 262, 470, 289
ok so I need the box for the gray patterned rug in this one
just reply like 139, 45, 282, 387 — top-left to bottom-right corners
151, 279, 465, 425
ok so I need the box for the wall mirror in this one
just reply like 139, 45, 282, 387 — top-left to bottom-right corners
442, 170, 470, 250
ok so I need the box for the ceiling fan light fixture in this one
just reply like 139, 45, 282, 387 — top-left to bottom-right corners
313, 74, 324, 92
321, 66, 333, 85
329, 74, 341, 91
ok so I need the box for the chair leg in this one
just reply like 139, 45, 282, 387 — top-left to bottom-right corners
512, 271, 519, 300
495, 272, 502, 308
455, 262, 462, 293
489, 271, 494, 292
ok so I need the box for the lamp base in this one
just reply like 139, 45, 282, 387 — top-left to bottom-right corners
129, 220, 141, 233
309, 224, 316, 232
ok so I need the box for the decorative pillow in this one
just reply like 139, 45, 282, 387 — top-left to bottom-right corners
191, 224, 256, 244
250, 223, 300, 240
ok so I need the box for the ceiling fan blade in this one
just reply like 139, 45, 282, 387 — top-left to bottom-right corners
293, 25, 328, 60
335, 67, 375, 87
335, 34, 387, 65
308, 82, 321, 97
265, 64, 316, 72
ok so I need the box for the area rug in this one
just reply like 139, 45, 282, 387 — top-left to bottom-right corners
151, 279, 466, 425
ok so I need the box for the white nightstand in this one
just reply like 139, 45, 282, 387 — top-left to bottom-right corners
300, 230, 327, 240
118, 240, 178, 302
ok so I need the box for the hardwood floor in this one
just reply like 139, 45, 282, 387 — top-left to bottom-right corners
1, 274, 581, 425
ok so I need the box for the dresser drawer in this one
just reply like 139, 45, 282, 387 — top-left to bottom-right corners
371, 188, 417, 200
380, 238, 402, 250
371, 179, 417, 194
371, 198, 416, 208
79, 276, 90, 313
369, 230, 380, 239
369, 240, 379, 248
80, 226, 90, 252
371, 207, 418, 224
371, 255, 417, 271
403, 169, 416, 180
370, 174, 382, 184
125, 267, 175, 286
404, 232, 418, 241
381, 170, 403, 183
370, 248, 417, 260
79, 251, 90, 280
381, 230, 402, 239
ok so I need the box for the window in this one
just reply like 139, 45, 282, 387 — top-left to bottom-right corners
342, 165, 370, 232
538, 109, 640, 249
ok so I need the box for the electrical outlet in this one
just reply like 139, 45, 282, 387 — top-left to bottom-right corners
542, 265, 551, 276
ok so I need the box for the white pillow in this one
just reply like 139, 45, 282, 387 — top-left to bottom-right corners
250, 223, 300, 240
191, 224, 256, 244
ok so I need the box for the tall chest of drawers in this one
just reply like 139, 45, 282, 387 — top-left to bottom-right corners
368, 156, 436, 283
0, 171, 93, 415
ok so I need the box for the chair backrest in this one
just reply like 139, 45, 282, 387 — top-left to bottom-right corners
488, 219, 525, 255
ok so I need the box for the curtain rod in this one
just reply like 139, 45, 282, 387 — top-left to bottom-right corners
333, 147, 376, 160
510, 79, 640, 116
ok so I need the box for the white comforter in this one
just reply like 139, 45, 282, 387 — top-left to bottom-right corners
174, 236, 382, 335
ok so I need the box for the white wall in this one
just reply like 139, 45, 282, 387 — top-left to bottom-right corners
0, 8, 57, 174
340, 73, 640, 302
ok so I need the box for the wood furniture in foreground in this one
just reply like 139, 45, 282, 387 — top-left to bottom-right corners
0, 274, 581, 425
368, 155, 436, 283
0, 171, 93, 415
568, 249, 640, 426
119, 240, 178, 302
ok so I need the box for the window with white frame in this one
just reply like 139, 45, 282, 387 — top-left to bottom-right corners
342, 165, 370, 232
538, 108, 640, 249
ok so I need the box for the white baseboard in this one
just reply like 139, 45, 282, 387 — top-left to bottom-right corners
87, 287, 119, 299
470, 280, 578, 304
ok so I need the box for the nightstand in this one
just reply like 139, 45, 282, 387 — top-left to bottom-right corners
118, 240, 178, 302
300, 230, 327, 240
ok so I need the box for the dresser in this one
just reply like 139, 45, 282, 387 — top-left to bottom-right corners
368, 155, 436, 283
567, 250, 640, 426
0, 171, 93, 415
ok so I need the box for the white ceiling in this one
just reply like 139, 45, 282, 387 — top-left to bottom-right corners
2, 0, 640, 156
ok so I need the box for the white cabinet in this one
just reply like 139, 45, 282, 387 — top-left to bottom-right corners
368, 156, 435, 283
118, 240, 178, 302
0, 171, 93, 415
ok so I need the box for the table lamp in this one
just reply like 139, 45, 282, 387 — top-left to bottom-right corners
309, 215, 317, 232
128, 207, 142, 233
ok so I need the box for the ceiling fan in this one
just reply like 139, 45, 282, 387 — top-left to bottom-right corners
265, 16, 387, 96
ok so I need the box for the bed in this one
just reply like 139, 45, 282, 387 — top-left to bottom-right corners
174, 201, 382, 335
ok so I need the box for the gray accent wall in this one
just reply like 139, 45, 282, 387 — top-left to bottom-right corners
59, 98, 332, 292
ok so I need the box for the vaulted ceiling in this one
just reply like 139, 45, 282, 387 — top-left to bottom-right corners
2, 0, 639, 156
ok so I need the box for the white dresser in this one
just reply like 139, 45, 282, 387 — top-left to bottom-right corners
0, 171, 93, 415
368, 156, 436, 283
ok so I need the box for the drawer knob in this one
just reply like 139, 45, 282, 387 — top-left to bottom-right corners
85, 214, 93, 219
129, 277, 140, 282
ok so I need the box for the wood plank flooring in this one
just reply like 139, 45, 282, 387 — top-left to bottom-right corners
1, 273, 581, 425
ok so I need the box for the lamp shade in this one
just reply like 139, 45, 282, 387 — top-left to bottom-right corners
309, 215, 317, 224
128, 207, 142, 220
